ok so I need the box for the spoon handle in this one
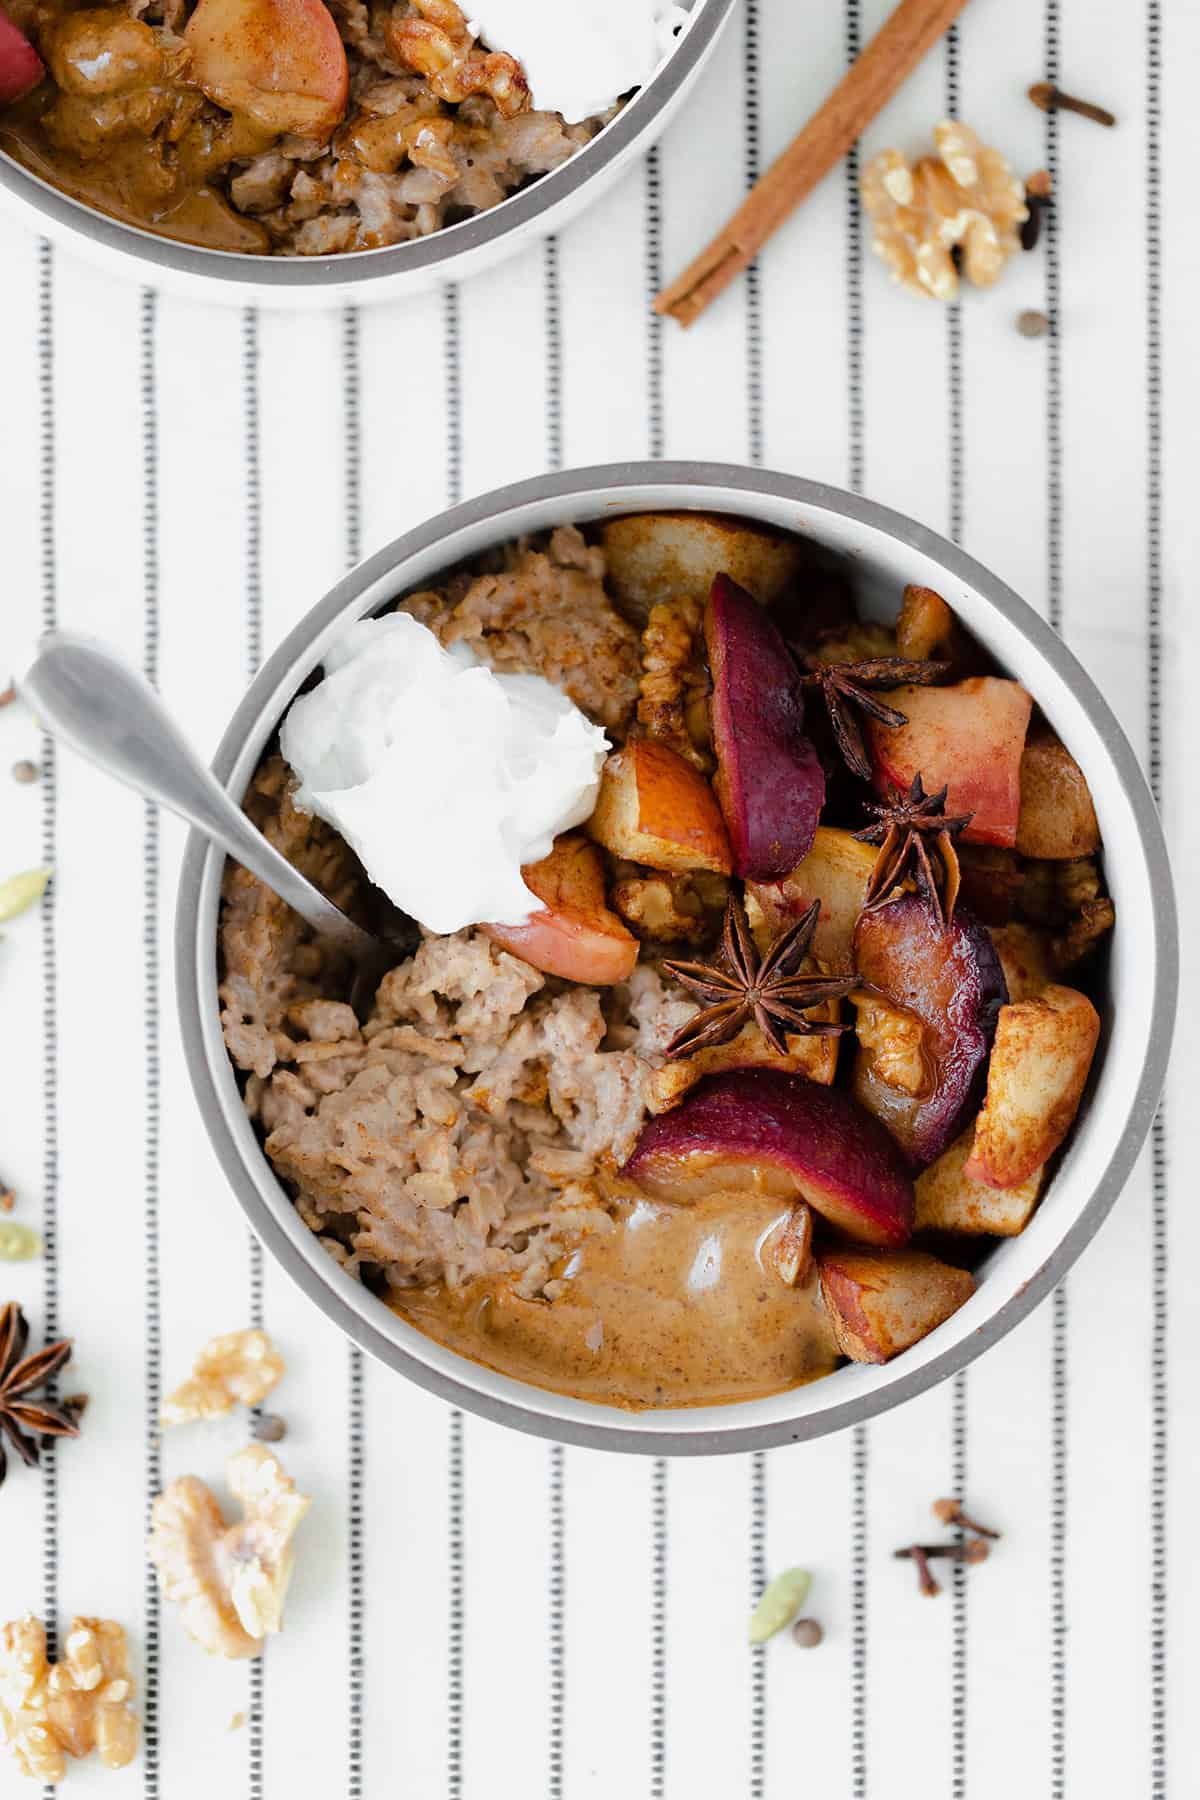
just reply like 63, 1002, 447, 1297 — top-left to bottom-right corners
20, 632, 374, 956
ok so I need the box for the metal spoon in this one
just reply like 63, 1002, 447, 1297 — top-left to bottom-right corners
19, 632, 399, 1016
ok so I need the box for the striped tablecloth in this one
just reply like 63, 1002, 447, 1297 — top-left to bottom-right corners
0, 0, 1191, 1793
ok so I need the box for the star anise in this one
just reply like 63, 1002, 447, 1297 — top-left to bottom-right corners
0, 1302, 81, 1489
662, 894, 858, 1061
800, 657, 950, 780
854, 774, 974, 926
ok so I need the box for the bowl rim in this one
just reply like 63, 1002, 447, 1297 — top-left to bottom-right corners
0, 0, 733, 287
175, 460, 1178, 1454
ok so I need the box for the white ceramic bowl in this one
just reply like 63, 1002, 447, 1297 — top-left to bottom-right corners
0, 0, 733, 306
176, 463, 1177, 1453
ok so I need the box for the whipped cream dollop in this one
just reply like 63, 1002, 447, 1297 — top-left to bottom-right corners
280, 613, 610, 936
469, 0, 690, 124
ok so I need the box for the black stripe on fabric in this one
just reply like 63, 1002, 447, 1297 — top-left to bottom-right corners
749, 1453, 766, 1799
243, 310, 262, 681
943, 29, 968, 1797
1044, 0, 1061, 638
548, 1443, 565, 1800
744, 0, 763, 470
642, 133, 669, 1794
140, 285, 162, 1800
542, 233, 567, 1800
650, 1458, 667, 1800
646, 149, 664, 460
341, 304, 366, 1800
1042, 8, 1066, 1794
1050, 1284, 1067, 1796
37, 239, 59, 1706
241, 300, 266, 1800
1146, 2, 1166, 1791
443, 282, 465, 1800
744, 9, 767, 1793
844, 6, 867, 1794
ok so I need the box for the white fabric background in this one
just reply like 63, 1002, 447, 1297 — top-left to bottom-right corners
0, 0, 1195, 1793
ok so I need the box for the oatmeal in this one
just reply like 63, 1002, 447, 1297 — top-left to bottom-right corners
218, 511, 1112, 1408
0, 0, 684, 254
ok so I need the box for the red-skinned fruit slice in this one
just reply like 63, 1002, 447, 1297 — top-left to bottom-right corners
622, 1068, 914, 1248
852, 894, 1008, 1172
704, 574, 825, 880
484, 833, 638, 987
0, 7, 43, 102
865, 677, 1033, 847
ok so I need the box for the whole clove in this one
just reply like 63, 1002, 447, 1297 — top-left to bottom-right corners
1028, 82, 1116, 128
932, 1497, 1000, 1538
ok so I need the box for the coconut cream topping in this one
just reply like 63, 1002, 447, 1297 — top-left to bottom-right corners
280, 612, 610, 935
469, 0, 690, 124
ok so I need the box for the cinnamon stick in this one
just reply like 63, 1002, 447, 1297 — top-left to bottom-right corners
656, 0, 973, 328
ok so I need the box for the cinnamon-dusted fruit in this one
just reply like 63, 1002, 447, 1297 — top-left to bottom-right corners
0, 1615, 139, 1781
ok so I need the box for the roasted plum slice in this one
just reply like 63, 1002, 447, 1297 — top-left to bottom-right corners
865, 677, 1033, 847
705, 575, 825, 880
852, 894, 1008, 1171
623, 1068, 914, 1248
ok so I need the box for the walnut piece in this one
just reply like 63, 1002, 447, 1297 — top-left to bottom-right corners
161, 1328, 285, 1427
861, 122, 1028, 300
149, 1446, 310, 1660
0, 1614, 139, 1782
850, 991, 927, 1095
611, 869, 727, 945
636, 594, 713, 770
385, 0, 530, 117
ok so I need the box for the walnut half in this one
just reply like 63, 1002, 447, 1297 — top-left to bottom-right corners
161, 1328, 285, 1427
861, 122, 1028, 300
149, 1446, 310, 1660
0, 1614, 139, 1782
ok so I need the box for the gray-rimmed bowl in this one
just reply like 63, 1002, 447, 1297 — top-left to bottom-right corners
0, 0, 734, 306
176, 462, 1178, 1455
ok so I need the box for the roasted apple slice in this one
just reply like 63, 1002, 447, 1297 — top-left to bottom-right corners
0, 6, 43, 101
184, 0, 349, 136
817, 1246, 976, 1364
1015, 723, 1101, 859
852, 895, 1008, 1171
484, 834, 638, 987
915, 1128, 1045, 1236
705, 575, 824, 880
623, 1068, 914, 1247
964, 984, 1100, 1189
646, 1004, 842, 1114
865, 677, 1033, 847
588, 739, 732, 875
601, 511, 804, 623
747, 828, 878, 974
